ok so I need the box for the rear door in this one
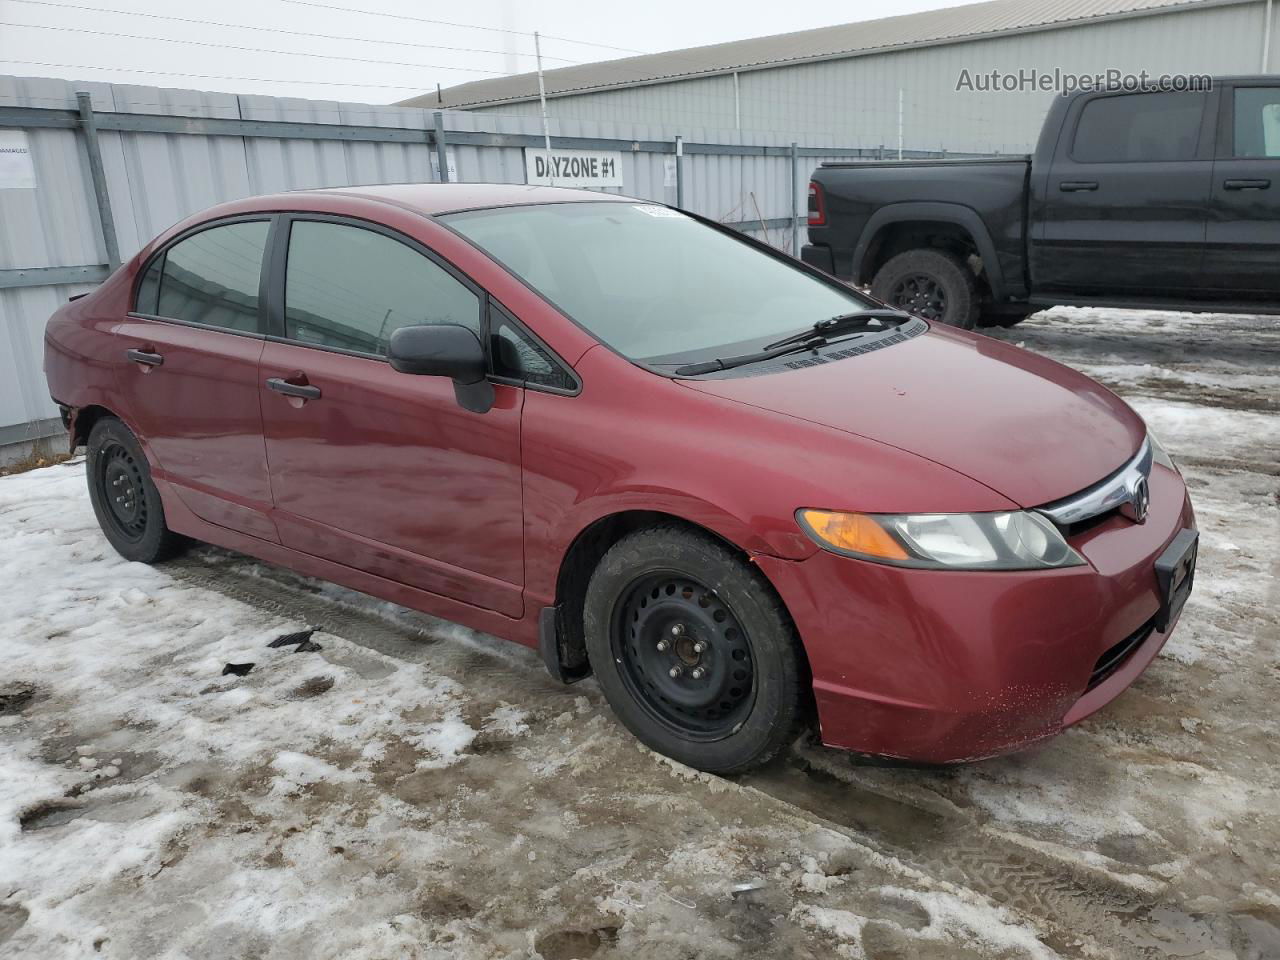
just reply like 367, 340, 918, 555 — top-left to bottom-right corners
258, 216, 526, 617
115, 217, 278, 541
1203, 82, 1280, 297
1033, 89, 1215, 296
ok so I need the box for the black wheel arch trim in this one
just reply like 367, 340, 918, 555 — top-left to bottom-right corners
854, 201, 1007, 301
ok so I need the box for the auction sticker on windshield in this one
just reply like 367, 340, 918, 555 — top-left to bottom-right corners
525, 148, 624, 188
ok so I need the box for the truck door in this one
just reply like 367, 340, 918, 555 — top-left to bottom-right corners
1032, 89, 1215, 297
1203, 82, 1280, 298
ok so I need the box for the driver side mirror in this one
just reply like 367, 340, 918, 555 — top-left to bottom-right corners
388, 323, 494, 414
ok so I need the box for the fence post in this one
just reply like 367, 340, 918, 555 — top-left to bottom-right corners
674, 135, 684, 209
790, 141, 800, 257
75, 91, 120, 271
432, 111, 449, 184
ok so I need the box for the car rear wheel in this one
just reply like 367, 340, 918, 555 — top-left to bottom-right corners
871, 248, 978, 329
86, 417, 185, 564
583, 525, 805, 774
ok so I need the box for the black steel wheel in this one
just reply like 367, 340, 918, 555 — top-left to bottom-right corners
871, 248, 979, 329
96, 439, 149, 543
85, 417, 185, 564
583, 525, 807, 774
613, 573, 756, 741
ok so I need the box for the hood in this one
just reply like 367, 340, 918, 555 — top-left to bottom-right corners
679, 325, 1145, 508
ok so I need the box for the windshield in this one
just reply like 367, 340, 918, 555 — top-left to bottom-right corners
440, 202, 873, 364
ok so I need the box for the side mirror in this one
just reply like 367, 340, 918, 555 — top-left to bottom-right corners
388, 323, 494, 414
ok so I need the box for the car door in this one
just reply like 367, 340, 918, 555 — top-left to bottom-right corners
115, 217, 278, 542
258, 215, 526, 618
1203, 82, 1280, 297
1032, 88, 1215, 297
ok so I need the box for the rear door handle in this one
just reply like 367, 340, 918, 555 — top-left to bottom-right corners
126, 347, 163, 367
266, 377, 321, 400
1224, 178, 1271, 191
1059, 180, 1099, 192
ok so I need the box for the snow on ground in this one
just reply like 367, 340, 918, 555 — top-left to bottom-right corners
1, 307, 1278, 959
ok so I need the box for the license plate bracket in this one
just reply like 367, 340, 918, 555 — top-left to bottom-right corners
1154, 529, 1198, 633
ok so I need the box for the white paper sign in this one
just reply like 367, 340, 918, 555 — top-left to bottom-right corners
0, 131, 36, 189
525, 148, 624, 188
430, 149, 458, 182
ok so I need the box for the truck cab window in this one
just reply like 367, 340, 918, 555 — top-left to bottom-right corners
1234, 88, 1280, 159
1072, 92, 1205, 163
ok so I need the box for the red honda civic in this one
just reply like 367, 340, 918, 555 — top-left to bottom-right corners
44, 184, 1197, 773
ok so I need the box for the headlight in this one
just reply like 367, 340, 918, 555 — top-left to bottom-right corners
1148, 431, 1178, 472
797, 509, 1086, 570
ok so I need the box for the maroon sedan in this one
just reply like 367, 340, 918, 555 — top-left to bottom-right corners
44, 184, 1197, 773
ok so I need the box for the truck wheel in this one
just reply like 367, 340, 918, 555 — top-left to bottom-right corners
583, 525, 806, 774
871, 249, 978, 330
86, 417, 185, 564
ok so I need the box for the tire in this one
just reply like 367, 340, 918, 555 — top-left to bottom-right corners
870, 248, 979, 330
583, 525, 806, 774
85, 417, 185, 564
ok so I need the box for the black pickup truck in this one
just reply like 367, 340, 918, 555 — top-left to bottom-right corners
804, 76, 1280, 329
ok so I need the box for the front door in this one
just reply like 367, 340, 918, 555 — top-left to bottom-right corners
115, 218, 278, 542
1203, 83, 1280, 297
1032, 89, 1214, 297
259, 217, 525, 618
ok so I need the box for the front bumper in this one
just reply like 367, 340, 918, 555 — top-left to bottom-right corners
756, 465, 1196, 764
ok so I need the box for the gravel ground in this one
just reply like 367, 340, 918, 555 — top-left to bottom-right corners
1, 308, 1277, 960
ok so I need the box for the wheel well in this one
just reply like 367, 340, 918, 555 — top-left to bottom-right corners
862, 221, 983, 289
70, 404, 117, 449
552, 512, 813, 706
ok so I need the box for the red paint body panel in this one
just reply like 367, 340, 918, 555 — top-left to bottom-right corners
43, 184, 1196, 765
114, 317, 277, 542
259, 340, 526, 618
756, 466, 1195, 762
685, 323, 1147, 507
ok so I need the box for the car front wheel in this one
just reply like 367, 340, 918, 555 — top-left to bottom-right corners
583, 525, 806, 774
85, 416, 185, 564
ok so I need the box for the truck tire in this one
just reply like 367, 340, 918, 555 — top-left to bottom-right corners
871, 249, 978, 330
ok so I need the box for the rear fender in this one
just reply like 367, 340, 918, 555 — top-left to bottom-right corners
856, 202, 1006, 299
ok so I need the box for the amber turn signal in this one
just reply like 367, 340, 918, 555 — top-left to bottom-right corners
796, 509, 910, 561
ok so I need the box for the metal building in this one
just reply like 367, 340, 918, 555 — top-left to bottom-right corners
404, 0, 1280, 155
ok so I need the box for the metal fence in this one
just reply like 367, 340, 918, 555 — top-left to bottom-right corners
0, 73, 974, 455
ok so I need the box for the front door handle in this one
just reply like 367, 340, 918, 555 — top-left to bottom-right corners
1059, 180, 1099, 192
1224, 178, 1271, 191
266, 377, 322, 400
126, 347, 163, 367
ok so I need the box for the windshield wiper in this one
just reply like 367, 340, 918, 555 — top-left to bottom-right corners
673, 309, 915, 377
674, 339, 829, 376
763, 309, 914, 352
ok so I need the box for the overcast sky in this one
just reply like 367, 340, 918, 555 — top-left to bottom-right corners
0, 0, 976, 105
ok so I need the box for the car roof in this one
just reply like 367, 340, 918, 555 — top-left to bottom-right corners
284, 182, 639, 217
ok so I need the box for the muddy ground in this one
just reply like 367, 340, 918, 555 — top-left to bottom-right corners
1, 307, 1277, 959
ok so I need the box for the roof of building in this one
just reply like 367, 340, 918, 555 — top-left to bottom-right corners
399, 0, 1238, 110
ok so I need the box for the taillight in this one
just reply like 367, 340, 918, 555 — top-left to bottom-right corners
807, 181, 826, 227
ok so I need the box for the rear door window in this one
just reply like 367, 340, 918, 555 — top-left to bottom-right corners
1072, 92, 1206, 163
1233, 87, 1280, 158
146, 221, 271, 332
283, 220, 480, 356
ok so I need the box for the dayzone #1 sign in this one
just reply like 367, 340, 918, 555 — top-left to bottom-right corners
524, 149, 624, 188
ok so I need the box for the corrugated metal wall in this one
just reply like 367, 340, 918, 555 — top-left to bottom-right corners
0, 74, 879, 450
469, 1, 1276, 152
